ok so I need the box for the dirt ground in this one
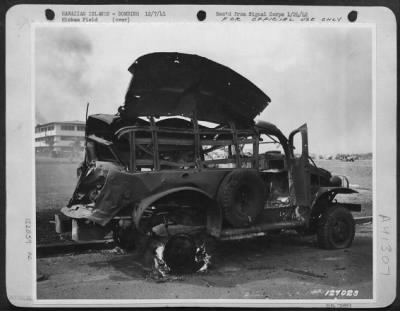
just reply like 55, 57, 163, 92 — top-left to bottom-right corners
37, 223, 372, 300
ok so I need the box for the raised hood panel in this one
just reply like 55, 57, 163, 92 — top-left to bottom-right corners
120, 52, 270, 126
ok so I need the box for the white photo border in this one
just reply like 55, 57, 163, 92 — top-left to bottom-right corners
5, 4, 397, 308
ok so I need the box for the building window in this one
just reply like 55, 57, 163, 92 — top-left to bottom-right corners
35, 136, 55, 143
48, 125, 54, 131
61, 125, 75, 131
45, 136, 55, 143
60, 136, 83, 141
77, 125, 85, 131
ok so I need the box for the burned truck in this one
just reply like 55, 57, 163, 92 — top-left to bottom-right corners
57, 52, 361, 260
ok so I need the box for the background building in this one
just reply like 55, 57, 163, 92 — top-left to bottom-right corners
35, 121, 85, 157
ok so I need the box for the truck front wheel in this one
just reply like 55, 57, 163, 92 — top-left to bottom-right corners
316, 205, 355, 249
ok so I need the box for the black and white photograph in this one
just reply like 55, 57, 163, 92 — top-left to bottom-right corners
5, 4, 397, 308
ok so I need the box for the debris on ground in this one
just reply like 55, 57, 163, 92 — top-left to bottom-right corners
150, 241, 211, 281
153, 244, 170, 278
195, 242, 211, 272
37, 273, 49, 282
285, 268, 327, 278
101, 246, 126, 255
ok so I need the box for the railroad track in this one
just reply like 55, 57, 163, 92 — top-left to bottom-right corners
37, 239, 116, 258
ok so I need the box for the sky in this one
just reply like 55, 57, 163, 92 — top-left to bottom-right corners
35, 23, 372, 155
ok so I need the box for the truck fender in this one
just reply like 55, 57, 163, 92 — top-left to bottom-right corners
134, 186, 223, 236
311, 187, 360, 215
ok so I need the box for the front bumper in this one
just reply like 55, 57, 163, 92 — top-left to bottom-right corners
56, 205, 111, 241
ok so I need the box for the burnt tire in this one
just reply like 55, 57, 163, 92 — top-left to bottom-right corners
163, 234, 197, 274
218, 170, 266, 228
316, 205, 355, 249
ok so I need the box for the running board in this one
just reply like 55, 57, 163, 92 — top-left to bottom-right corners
219, 221, 305, 241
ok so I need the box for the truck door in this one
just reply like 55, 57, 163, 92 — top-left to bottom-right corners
288, 124, 311, 206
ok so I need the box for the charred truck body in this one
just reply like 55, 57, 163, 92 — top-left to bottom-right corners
57, 52, 361, 254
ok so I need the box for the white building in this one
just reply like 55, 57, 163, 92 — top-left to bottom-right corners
35, 121, 85, 155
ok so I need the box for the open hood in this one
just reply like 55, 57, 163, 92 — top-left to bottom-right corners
120, 52, 271, 126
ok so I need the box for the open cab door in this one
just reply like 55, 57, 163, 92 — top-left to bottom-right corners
288, 124, 311, 206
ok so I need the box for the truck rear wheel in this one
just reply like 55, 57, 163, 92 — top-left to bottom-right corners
316, 205, 355, 249
218, 170, 266, 228
163, 234, 197, 273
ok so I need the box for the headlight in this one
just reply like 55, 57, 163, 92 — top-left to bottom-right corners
330, 175, 342, 187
